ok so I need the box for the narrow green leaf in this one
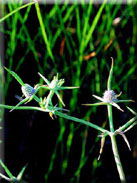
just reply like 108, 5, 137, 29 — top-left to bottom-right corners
55, 91, 65, 107
0, 159, 14, 178
38, 72, 50, 85
4, 67, 24, 86
107, 57, 114, 90
124, 121, 137, 133
10, 98, 28, 112
82, 102, 108, 106
60, 86, 79, 90
35, 3, 54, 62
116, 116, 137, 132
118, 100, 135, 103
17, 164, 27, 180
83, 0, 107, 52
126, 106, 137, 115
0, 1, 37, 23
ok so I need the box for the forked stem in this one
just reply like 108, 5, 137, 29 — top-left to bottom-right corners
110, 135, 126, 182
107, 105, 126, 182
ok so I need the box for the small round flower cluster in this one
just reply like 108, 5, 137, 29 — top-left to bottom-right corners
103, 90, 118, 104
49, 78, 64, 89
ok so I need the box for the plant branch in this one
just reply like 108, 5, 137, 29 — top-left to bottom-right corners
55, 111, 108, 133
110, 134, 126, 182
0, 104, 108, 133
115, 116, 137, 133
107, 105, 126, 182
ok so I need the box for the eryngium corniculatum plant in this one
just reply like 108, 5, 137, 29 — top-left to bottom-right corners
0, 58, 136, 183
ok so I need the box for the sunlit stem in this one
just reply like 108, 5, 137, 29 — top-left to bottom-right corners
107, 104, 126, 182
110, 135, 126, 182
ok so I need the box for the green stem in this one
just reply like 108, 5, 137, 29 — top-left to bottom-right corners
115, 116, 137, 132
107, 105, 114, 132
110, 135, 126, 182
55, 111, 108, 133
34, 95, 41, 103
0, 104, 108, 133
35, 3, 55, 63
0, 59, 5, 173
0, 1, 36, 23
107, 104, 126, 182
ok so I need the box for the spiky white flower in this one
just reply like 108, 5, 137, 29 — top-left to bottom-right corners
103, 90, 118, 104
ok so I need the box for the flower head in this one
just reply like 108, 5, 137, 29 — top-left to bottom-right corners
38, 72, 79, 107
21, 84, 36, 98
82, 58, 134, 112
49, 74, 65, 90
103, 90, 118, 104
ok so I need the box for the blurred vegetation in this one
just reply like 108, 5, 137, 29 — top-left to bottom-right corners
0, 0, 137, 182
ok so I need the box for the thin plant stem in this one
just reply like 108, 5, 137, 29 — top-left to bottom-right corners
55, 111, 107, 133
107, 105, 114, 132
107, 104, 126, 182
0, 1, 37, 23
0, 104, 108, 134
116, 116, 137, 132
35, 3, 55, 63
110, 135, 126, 182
